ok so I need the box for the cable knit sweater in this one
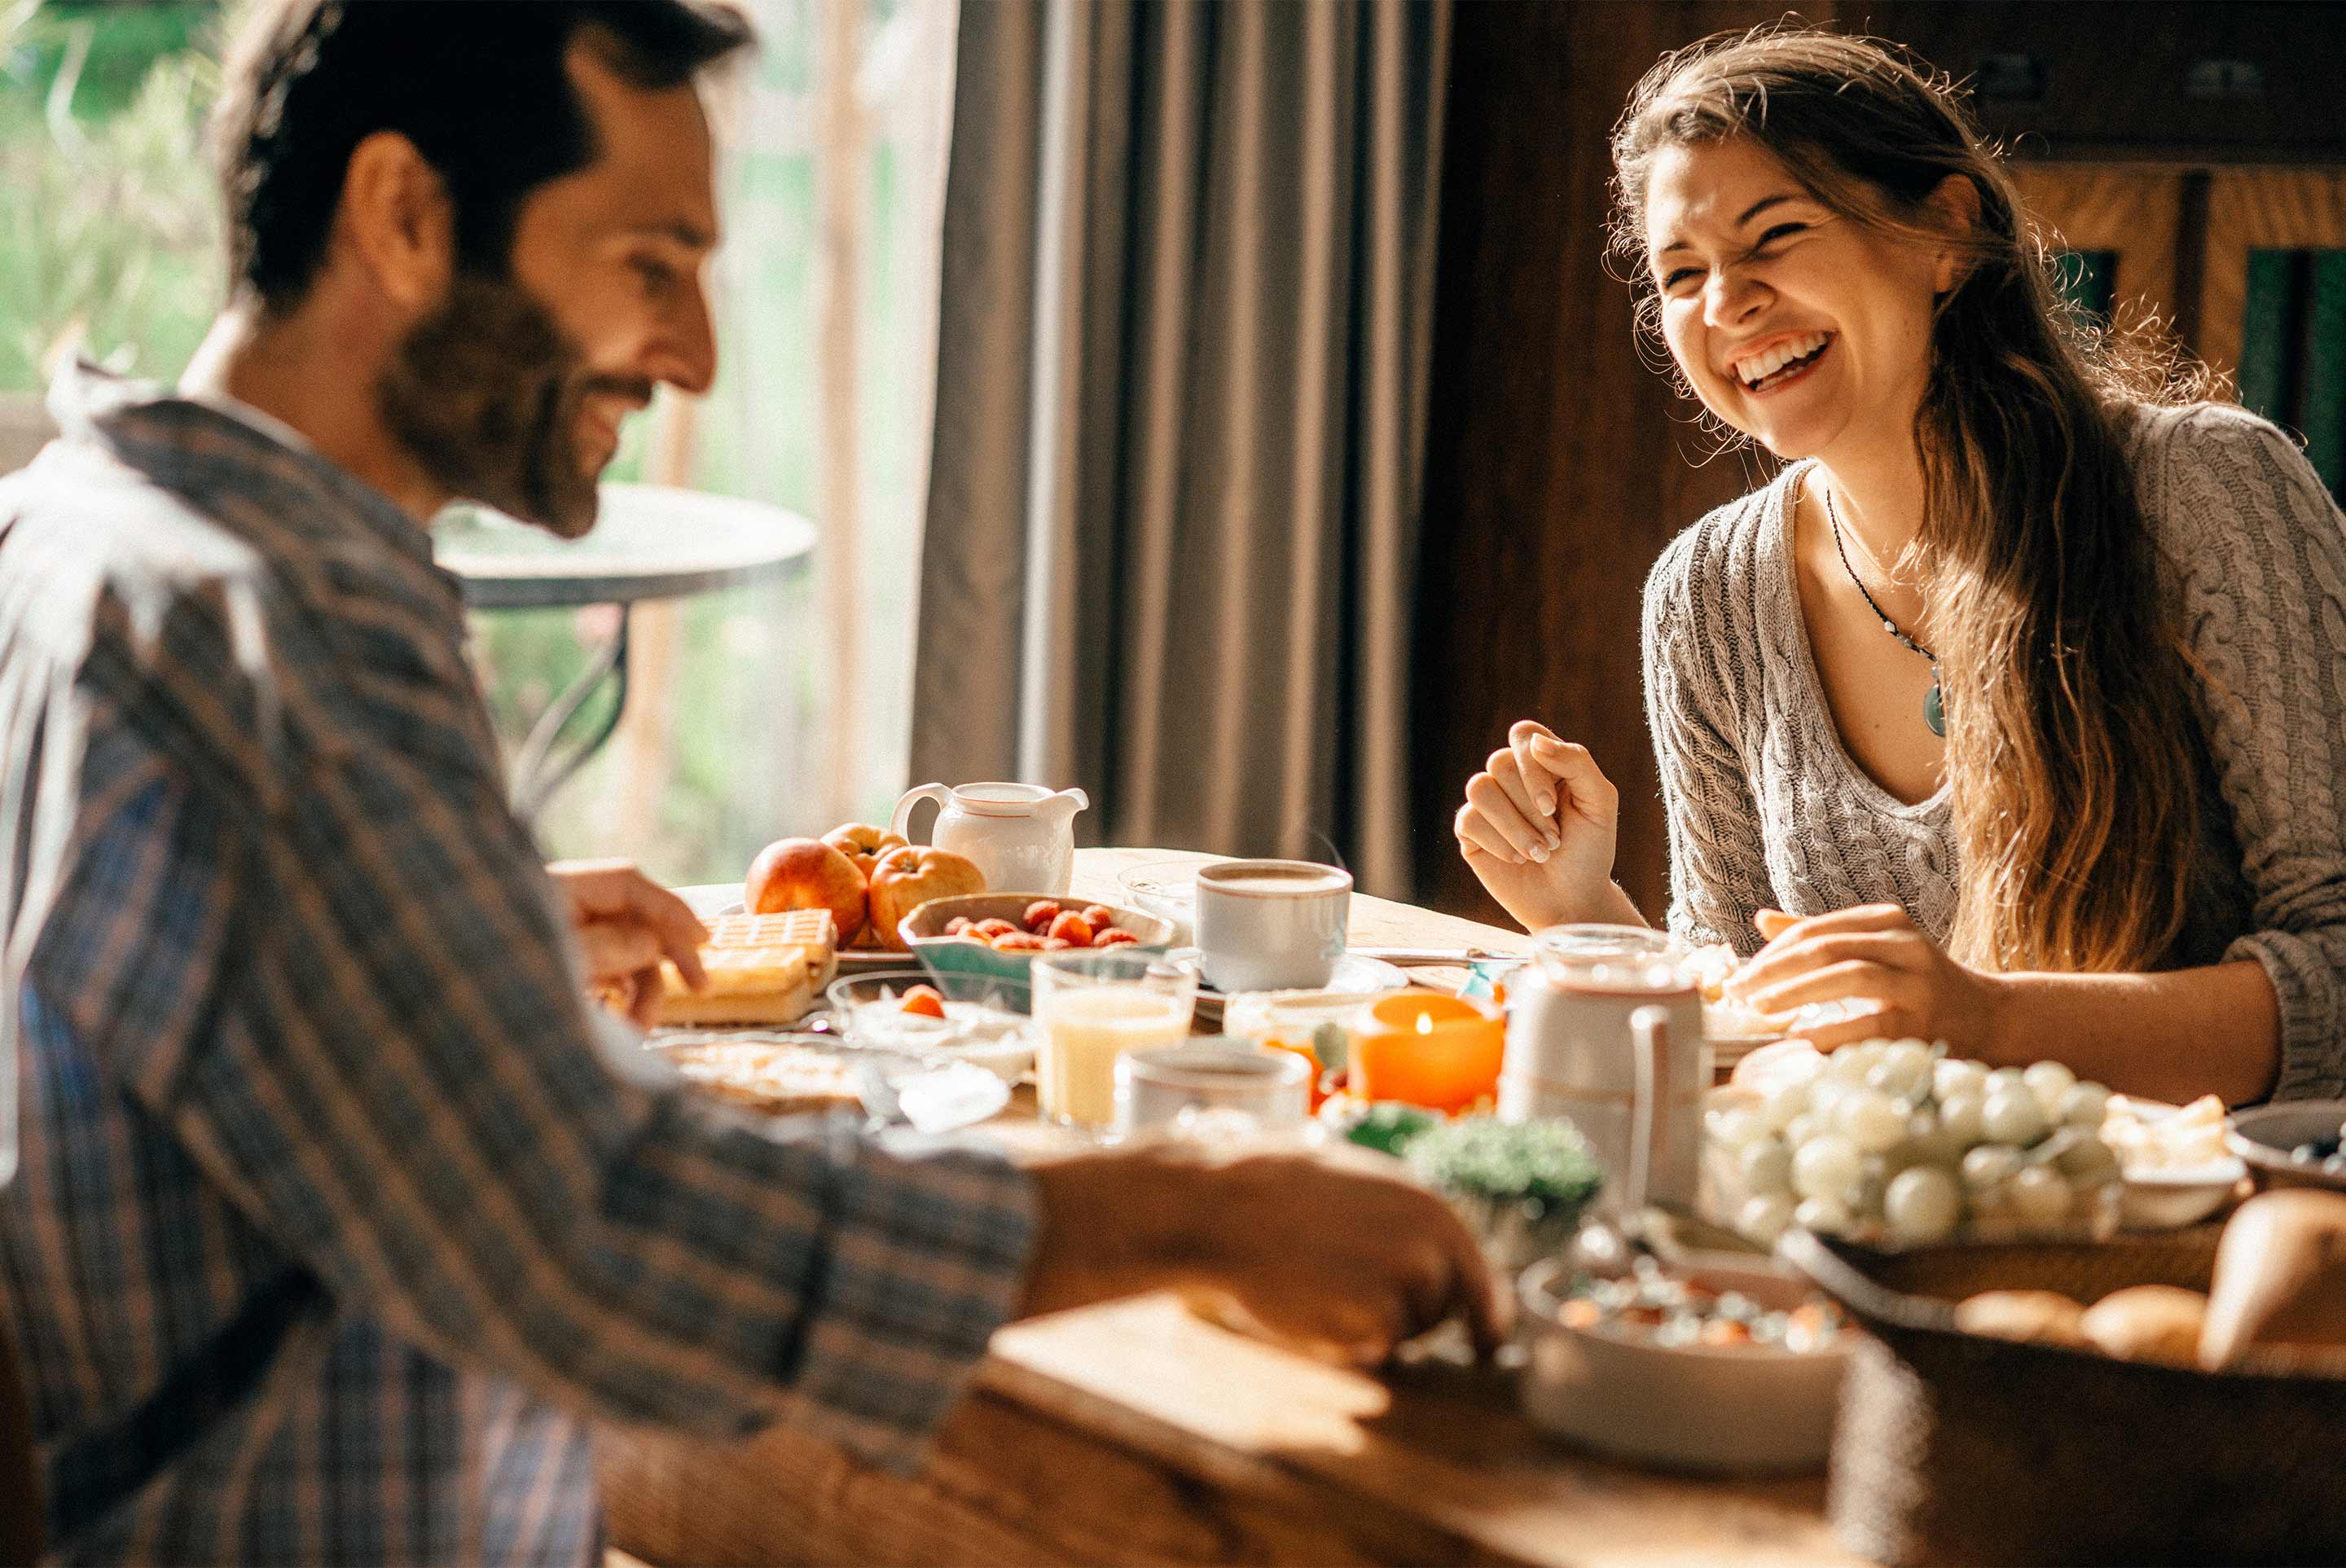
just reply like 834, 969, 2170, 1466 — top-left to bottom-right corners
1642, 402, 2346, 1101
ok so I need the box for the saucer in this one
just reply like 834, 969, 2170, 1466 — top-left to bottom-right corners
1175, 950, 1408, 999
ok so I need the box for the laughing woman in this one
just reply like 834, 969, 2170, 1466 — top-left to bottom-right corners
1454, 29, 2346, 1106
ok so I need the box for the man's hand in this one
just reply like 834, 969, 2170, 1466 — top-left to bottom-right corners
1019, 1141, 1507, 1366
547, 859, 708, 1028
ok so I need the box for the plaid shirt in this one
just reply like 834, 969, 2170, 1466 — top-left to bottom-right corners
0, 363, 1037, 1565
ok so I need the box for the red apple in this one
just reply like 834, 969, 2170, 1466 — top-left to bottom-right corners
865, 845, 986, 950
822, 822, 908, 882
745, 837, 868, 946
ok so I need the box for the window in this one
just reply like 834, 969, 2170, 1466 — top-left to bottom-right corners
0, 0, 960, 885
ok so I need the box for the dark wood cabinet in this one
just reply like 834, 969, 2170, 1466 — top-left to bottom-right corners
1865, 2, 2346, 165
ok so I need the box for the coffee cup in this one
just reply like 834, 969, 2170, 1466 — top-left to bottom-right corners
1193, 859, 1351, 992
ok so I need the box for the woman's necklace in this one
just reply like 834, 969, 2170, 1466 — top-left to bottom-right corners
1824, 486, 1945, 738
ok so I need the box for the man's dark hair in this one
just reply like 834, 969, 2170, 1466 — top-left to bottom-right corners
213, 0, 753, 308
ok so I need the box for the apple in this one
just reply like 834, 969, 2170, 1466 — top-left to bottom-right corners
822, 822, 908, 881
865, 845, 986, 950
745, 837, 868, 945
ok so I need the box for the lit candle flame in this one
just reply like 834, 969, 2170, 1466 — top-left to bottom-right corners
1416, 1012, 1433, 1036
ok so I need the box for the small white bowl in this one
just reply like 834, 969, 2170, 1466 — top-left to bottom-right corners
2120, 1160, 2247, 1229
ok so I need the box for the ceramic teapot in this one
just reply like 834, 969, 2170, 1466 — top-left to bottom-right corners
1498, 925, 1711, 1213
890, 782, 1090, 896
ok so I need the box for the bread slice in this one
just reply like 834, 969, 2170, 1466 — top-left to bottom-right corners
652, 910, 836, 1026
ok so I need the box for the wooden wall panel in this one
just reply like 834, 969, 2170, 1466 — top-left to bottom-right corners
2199, 169, 2346, 385
1409, 2, 1805, 926
2006, 165, 2190, 344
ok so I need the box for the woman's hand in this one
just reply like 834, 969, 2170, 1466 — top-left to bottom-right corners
1454, 722, 1624, 930
1724, 903, 2010, 1054
547, 859, 708, 1027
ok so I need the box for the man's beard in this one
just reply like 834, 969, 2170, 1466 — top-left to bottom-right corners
376, 274, 648, 539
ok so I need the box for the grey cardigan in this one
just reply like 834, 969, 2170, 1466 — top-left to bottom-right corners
1641, 402, 2346, 1101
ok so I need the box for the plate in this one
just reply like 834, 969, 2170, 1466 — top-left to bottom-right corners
650, 1026, 1009, 1133
1315, 951, 1409, 995
1185, 951, 1408, 1029
1176, 949, 1408, 999
676, 883, 742, 920
825, 969, 1038, 1082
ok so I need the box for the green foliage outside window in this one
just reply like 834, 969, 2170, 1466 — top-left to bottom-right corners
0, 1, 225, 389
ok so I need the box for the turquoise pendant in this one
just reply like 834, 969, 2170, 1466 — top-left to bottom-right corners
1924, 681, 1945, 738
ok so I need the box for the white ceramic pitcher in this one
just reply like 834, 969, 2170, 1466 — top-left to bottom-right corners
890, 782, 1090, 895
1497, 925, 1711, 1214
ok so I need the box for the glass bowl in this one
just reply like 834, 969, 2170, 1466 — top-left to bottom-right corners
1115, 860, 1199, 944
825, 970, 1039, 1082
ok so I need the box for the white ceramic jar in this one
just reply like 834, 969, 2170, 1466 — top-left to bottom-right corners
1500, 925, 1710, 1214
890, 782, 1089, 894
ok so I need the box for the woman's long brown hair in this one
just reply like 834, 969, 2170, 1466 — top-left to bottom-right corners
1610, 27, 2208, 973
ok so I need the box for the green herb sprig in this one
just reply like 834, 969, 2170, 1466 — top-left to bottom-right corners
1405, 1115, 1605, 1210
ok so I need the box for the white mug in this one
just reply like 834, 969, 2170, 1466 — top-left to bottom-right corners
1114, 1043, 1311, 1138
1193, 860, 1351, 993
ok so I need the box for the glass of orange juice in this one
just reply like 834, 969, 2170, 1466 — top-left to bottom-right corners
1031, 950, 1198, 1129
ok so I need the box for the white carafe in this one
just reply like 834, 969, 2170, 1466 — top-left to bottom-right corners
890, 782, 1090, 895
1499, 925, 1710, 1214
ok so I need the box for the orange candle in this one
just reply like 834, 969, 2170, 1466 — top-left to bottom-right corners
1349, 993, 1505, 1113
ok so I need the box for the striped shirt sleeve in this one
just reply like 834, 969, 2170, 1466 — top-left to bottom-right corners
37, 560, 1037, 1469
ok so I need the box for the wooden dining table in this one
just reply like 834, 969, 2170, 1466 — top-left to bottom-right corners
599, 848, 1860, 1567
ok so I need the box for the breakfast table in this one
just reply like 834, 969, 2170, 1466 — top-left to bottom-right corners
596, 847, 1858, 1567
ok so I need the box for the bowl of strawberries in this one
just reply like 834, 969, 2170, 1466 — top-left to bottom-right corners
900, 894, 1178, 1009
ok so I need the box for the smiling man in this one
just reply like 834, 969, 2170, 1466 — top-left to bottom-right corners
0, 3, 1497, 1563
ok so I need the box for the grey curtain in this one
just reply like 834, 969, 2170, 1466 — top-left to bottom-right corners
912, 0, 1451, 899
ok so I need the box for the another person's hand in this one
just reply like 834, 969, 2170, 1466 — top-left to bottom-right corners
547, 859, 708, 1028
1454, 721, 1621, 930
1724, 903, 2009, 1054
1020, 1141, 1506, 1367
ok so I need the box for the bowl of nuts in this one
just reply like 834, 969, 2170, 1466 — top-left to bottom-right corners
900, 894, 1177, 1009
1517, 1251, 1851, 1476
2226, 1098, 2346, 1195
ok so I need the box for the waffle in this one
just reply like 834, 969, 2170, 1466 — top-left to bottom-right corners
652, 910, 836, 1026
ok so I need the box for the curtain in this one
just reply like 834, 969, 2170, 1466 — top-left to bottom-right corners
911, 0, 1451, 899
